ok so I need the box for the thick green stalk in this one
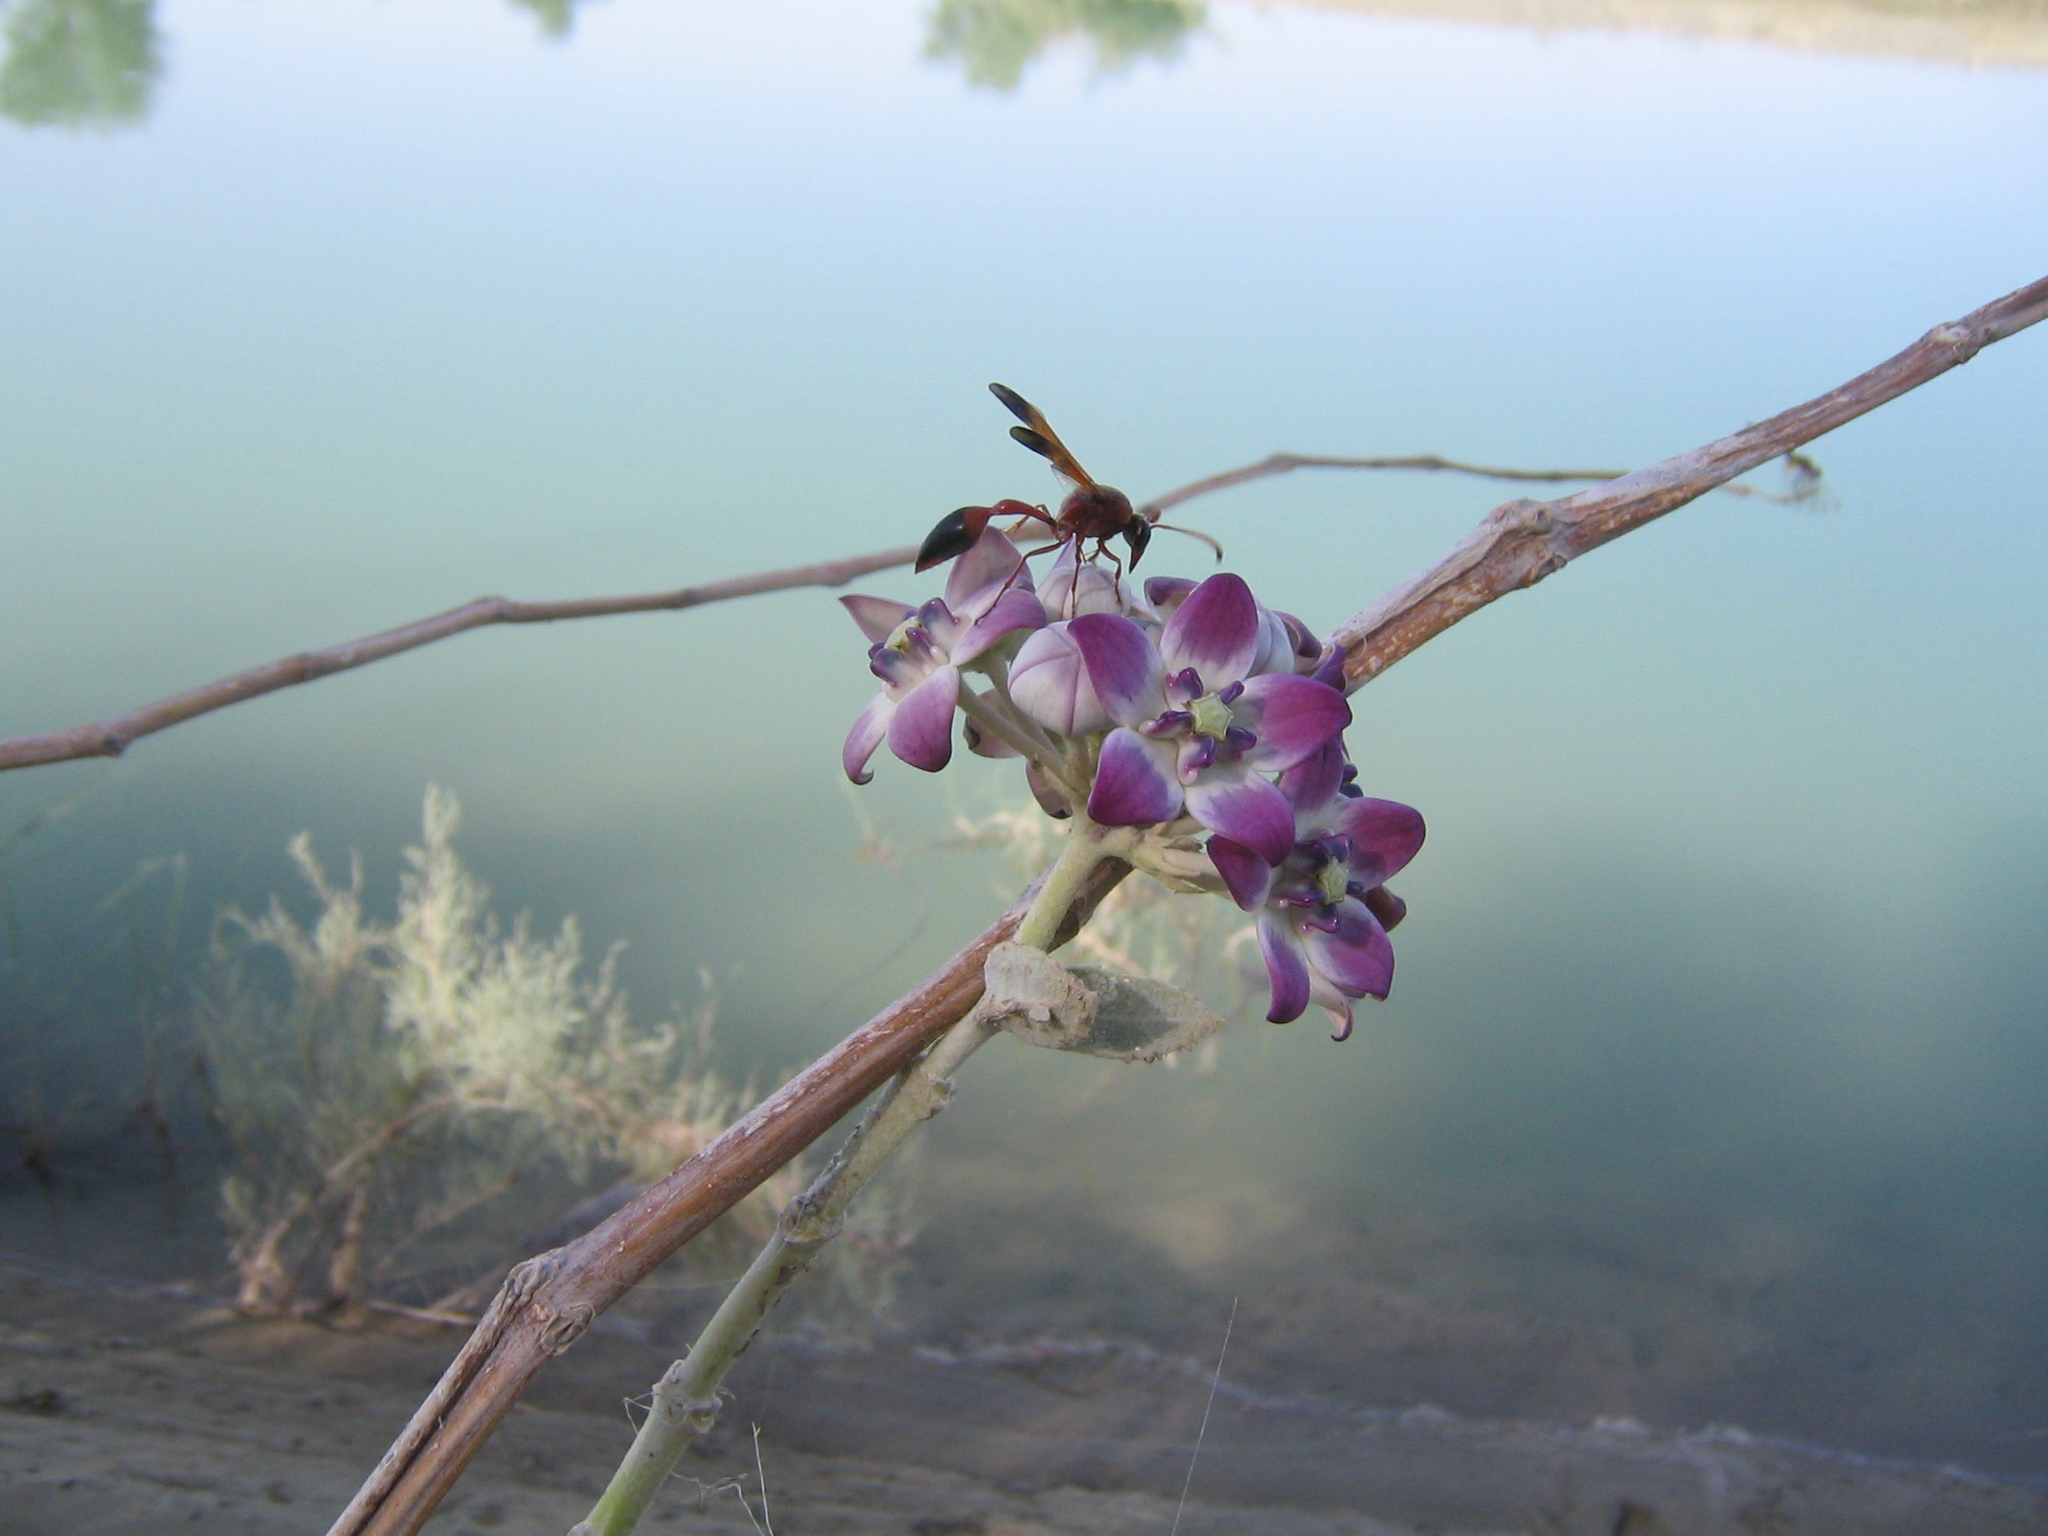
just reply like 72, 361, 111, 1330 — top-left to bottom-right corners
568, 821, 1123, 1536
954, 684, 1073, 794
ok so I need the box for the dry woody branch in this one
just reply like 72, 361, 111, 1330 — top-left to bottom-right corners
318, 275, 2048, 1536
1, 459, 1760, 775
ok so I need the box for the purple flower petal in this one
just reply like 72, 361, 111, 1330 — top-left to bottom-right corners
946, 528, 1031, 615
843, 692, 892, 785
1009, 623, 1110, 737
1160, 573, 1259, 684
1087, 727, 1183, 826
1184, 770, 1295, 864
1069, 614, 1165, 726
1233, 674, 1352, 772
953, 586, 1046, 665
1278, 739, 1348, 825
1144, 709, 1194, 738
842, 595, 914, 645
1207, 836, 1273, 911
868, 642, 917, 688
1276, 611, 1323, 673
1026, 761, 1073, 819
964, 717, 1019, 759
1308, 972, 1356, 1041
916, 597, 963, 652
1258, 910, 1311, 1025
1304, 898, 1394, 1000
1143, 575, 1196, 619
1335, 798, 1426, 887
1311, 645, 1349, 691
1364, 886, 1407, 932
1246, 606, 1303, 678
887, 666, 960, 773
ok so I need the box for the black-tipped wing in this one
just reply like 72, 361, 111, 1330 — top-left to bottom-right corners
988, 382, 1095, 488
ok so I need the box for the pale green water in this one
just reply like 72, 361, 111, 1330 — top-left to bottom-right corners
3, 0, 2047, 1499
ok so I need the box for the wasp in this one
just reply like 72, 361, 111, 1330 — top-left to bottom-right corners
913, 383, 1221, 580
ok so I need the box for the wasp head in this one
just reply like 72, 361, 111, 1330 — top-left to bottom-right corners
1123, 515, 1152, 569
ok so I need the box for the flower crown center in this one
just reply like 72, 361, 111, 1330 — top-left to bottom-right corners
1315, 857, 1350, 905
1187, 692, 1235, 740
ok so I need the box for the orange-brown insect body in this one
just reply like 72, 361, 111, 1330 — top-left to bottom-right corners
914, 384, 1152, 575
1055, 483, 1142, 546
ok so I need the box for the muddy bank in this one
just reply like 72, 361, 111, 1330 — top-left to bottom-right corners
4, 1257, 2045, 1536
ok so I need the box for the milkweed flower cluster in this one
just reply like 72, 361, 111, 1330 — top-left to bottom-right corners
842, 529, 1423, 1037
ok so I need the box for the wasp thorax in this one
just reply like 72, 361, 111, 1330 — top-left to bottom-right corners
1059, 483, 1135, 537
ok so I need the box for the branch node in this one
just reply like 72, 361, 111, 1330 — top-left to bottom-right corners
505, 1249, 567, 1303
778, 1192, 846, 1246
1488, 497, 1559, 535
535, 1301, 596, 1356
1928, 321, 1984, 367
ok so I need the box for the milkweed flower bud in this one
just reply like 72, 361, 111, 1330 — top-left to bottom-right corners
1008, 623, 1112, 738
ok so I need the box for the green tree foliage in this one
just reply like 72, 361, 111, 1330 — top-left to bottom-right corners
0, 0, 159, 128
505, 0, 585, 40
925, 0, 1205, 90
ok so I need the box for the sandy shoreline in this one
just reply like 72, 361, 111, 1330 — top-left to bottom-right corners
1284, 0, 2048, 69
6, 1255, 2046, 1536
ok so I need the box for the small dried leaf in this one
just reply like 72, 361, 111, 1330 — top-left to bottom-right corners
1065, 966, 1229, 1062
974, 943, 1228, 1063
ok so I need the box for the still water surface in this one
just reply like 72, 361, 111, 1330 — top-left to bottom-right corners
3, 0, 2047, 1510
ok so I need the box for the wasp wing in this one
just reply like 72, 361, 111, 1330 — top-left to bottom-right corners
989, 382, 1096, 489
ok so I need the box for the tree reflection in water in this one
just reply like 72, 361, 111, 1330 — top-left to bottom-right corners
925, 0, 1206, 90
0, 0, 1205, 129
505, 0, 602, 41
0, 0, 158, 127
0, 0, 605, 129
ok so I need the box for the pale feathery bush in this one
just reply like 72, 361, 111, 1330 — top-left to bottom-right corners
201, 788, 906, 1326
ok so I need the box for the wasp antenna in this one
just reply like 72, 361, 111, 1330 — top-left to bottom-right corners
988, 383, 1036, 425
1153, 520, 1225, 562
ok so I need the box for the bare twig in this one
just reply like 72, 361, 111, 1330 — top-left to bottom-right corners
0, 546, 919, 772
364, 1299, 478, 1328
1329, 275, 2048, 688
1138, 449, 1823, 520
0, 452, 1766, 775
1141, 452, 1628, 518
316, 271, 2040, 1535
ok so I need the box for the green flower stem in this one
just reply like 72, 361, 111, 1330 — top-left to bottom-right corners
1014, 813, 1129, 951
955, 685, 1071, 790
567, 821, 1122, 1536
983, 665, 1064, 762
